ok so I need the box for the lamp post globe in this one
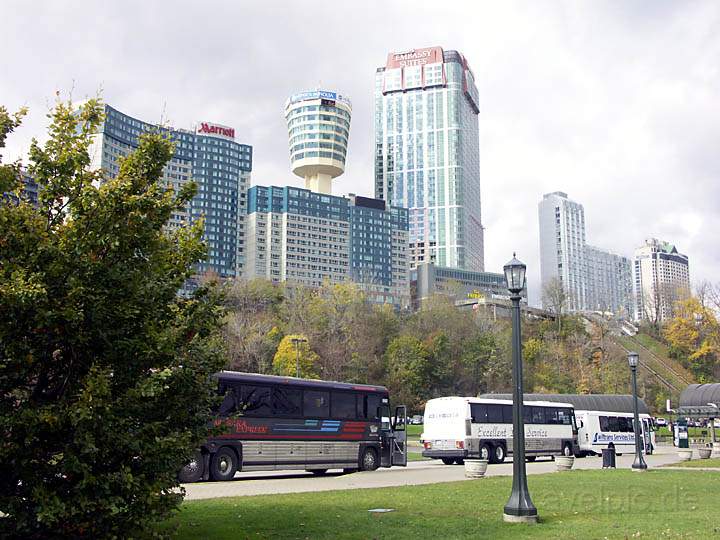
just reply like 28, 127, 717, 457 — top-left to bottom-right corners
628, 351, 647, 471
502, 254, 537, 523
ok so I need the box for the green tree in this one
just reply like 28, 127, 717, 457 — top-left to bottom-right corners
0, 99, 226, 538
273, 334, 319, 378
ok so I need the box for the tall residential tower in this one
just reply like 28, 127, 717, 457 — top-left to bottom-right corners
374, 46, 483, 271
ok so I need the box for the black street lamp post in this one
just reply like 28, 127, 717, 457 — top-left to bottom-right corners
502, 254, 538, 524
627, 351, 647, 471
291, 337, 308, 378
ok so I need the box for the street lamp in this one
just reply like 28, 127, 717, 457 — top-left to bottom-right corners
627, 351, 647, 471
291, 337, 308, 378
502, 254, 537, 524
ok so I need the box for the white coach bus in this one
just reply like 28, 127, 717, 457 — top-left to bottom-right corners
575, 410, 655, 456
480, 393, 656, 457
420, 397, 578, 464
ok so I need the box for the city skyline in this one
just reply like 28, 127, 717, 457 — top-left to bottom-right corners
3, 1, 719, 305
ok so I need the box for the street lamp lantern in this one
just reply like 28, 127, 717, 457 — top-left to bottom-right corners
502, 254, 537, 524
627, 351, 647, 471
503, 253, 527, 294
627, 351, 639, 368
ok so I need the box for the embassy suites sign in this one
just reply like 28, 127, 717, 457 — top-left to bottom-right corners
386, 46, 443, 69
196, 122, 235, 140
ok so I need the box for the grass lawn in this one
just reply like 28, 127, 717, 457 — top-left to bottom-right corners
164, 469, 719, 539
407, 424, 422, 439
668, 457, 720, 468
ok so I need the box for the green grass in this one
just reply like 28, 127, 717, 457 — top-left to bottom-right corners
406, 424, 423, 438
668, 457, 720, 468
165, 469, 720, 539
406, 452, 430, 462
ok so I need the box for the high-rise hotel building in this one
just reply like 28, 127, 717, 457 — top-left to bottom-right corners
88, 105, 252, 280
633, 238, 690, 322
374, 46, 484, 271
538, 191, 632, 315
285, 90, 351, 195
244, 89, 409, 307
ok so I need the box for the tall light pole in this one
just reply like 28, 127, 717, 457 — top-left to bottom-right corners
502, 254, 537, 524
291, 337, 308, 378
627, 351, 647, 471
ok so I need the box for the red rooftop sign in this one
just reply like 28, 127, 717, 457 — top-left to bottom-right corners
197, 122, 235, 139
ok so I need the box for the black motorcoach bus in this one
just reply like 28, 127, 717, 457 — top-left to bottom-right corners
179, 371, 407, 482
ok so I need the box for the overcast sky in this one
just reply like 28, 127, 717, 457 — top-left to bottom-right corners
2, 1, 719, 305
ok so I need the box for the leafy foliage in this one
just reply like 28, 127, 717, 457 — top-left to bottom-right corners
273, 335, 319, 378
0, 99, 226, 538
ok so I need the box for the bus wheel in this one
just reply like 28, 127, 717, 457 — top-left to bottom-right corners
441, 458, 455, 465
480, 443, 492, 462
360, 447, 379, 471
210, 447, 238, 481
494, 444, 506, 463
178, 450, 204, 483
562, 443, 573, 457
454, 458, 464, 465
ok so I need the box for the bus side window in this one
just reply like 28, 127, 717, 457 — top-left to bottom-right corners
487, 404, 503, 423
304, 390, 330, 418
240, 385, 272, 417
470, 403, 487, 423
608, 416, 620, 432
331, 392, 356, 420
546, 408, 560, 425
501, 404, 513, 424
523, 405, 532, 425
599, 416, 609, 432
272, 386, 302, 417
531, 407, 545, 424
366, 394, 382, 422
217, 383, 239, 417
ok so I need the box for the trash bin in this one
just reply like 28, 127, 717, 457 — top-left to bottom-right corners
602, 447, 616, 468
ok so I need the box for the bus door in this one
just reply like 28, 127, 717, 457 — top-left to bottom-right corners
391, 405, 407, 466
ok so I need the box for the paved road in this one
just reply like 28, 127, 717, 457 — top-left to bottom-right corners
183, 444, 691, 501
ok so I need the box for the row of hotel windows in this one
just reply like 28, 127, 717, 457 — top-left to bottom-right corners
288, 124, 349, 138
287, 115, 351, 130
292, 151, 346, 162
287, 104, 351, 120
289, 132, 348, 146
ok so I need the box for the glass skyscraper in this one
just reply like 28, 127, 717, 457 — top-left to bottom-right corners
374, 46, 484, 271
89, 105, 252, 280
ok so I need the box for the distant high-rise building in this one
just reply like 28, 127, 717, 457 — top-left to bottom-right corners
285, 90, 351, 195
538, 192, 588, 311
538, 191, 632, 315
633, 238, 690, 322
245, 185, 409, 307
585, 245, 633, 316
88, 104, 252, 280
374, 46, 483, 271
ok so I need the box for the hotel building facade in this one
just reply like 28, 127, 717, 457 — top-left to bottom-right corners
538, 191, 632, 315
374, 46, 484, 271
244, 185, 409, 307
89, 104, 252, 280
633, 238, 690, 322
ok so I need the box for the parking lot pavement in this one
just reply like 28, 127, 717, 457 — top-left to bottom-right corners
182, 444, 690, 501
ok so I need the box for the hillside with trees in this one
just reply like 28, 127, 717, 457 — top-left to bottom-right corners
222, 279, 680, 414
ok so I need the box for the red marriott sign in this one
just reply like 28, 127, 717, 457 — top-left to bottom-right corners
197, 122, 235, 139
